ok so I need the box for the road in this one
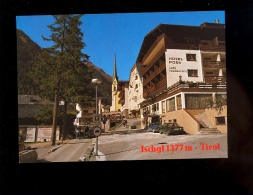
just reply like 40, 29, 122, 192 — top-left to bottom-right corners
92, 132, 228, 161
37, 138, 93, 162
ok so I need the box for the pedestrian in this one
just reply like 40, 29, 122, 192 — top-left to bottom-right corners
75, 129, 79, 139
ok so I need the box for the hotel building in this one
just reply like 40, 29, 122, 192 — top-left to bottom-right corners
137, 22, 227, 134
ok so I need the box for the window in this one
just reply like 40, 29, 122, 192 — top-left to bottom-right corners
215, 116, 226, 125
185, 94, 212, 109
186, 54, 196, 61
162, 101, 166, 113
176, 95, 182, 110
167, 98, 175, 112
188, 69, 198, 77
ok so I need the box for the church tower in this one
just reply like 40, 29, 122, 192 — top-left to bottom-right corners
111, 53, 120, 112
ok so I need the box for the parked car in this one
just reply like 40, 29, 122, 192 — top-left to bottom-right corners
147, 122, 161, 132
159, 123, 187, 135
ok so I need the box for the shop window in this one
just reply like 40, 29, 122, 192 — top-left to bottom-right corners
162, 101, 166, 113
166, 98, 176, 112
186, 54, 196, 61
176, 95, 182, 110
215, 116, 226, 125
188, 69, 198, 77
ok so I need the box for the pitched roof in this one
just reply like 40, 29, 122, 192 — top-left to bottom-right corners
136, 22, 225, 63
18, 95, 42, 104
18, 104, 43, 118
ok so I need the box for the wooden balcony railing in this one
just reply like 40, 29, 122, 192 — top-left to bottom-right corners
204, 76, 226, 84
143, 66, 166, 86
202, 61, 226, 68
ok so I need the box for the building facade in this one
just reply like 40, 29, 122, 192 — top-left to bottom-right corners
137, 22, 227, 134
110, 54, 122, 112
128, 63, 144, 118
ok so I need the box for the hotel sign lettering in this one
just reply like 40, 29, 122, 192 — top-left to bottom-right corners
168, 57, 187, 72
168, 57, 183, 64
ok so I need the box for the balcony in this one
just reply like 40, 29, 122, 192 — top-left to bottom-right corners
202, 61, 226, 68
143, 66, 166, 86
204, 76, 226, 84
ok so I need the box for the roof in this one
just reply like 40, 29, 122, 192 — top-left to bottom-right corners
18, 95, 42, 104
18, 104, 44, 118
136, 22, 225, 63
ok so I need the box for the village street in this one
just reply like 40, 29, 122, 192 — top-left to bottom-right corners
90, 132, 227, 161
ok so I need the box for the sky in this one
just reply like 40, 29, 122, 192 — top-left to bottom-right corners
16, 11, 225, 81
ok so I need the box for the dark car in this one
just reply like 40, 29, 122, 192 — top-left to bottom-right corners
159, 123, 187, 135
147, 122, 161, 132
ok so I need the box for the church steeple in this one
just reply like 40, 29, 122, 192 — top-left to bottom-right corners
112, 53, 118, 82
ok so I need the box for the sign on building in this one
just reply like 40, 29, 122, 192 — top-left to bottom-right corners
24, 127, 36, 142
37, 126, 60, 142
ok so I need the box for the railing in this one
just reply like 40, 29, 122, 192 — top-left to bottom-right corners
204, 76, 226, 84
202, 61, 226, 68
143, 64, 165, 84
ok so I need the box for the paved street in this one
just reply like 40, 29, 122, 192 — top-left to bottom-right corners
24, 129, 227, 162
36, 138, 93, 162
90, 132, 227, 161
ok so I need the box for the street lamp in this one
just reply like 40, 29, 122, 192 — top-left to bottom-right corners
91, 78, 101, 156
91, 78, 101, 114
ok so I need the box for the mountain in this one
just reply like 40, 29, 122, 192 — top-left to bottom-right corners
84, 61, 112, 106
17, 29, 112, 106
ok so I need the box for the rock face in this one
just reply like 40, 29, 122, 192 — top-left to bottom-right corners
19, 150, 38, 163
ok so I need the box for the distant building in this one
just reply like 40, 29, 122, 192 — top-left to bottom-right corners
18, 95, 44, 125
137, 22, 227, 134
110, 53, 127, 112
18, 95, 59, 142
127, 63, 144, 118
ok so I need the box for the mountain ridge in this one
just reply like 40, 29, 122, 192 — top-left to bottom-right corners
17, 28, 112, 106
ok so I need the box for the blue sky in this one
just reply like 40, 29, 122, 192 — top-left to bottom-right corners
16, 11, 225, 81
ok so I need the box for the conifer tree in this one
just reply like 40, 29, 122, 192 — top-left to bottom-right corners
30, 14, 91, 145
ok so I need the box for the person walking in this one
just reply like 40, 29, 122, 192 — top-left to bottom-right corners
75, 129, 79, 139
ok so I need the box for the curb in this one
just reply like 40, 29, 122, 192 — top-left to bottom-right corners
47, 145, 62, 154
102, 129, 147, 135
37, 144, 62, 160
78, 139, 95, 162
79, 130, 148, 161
